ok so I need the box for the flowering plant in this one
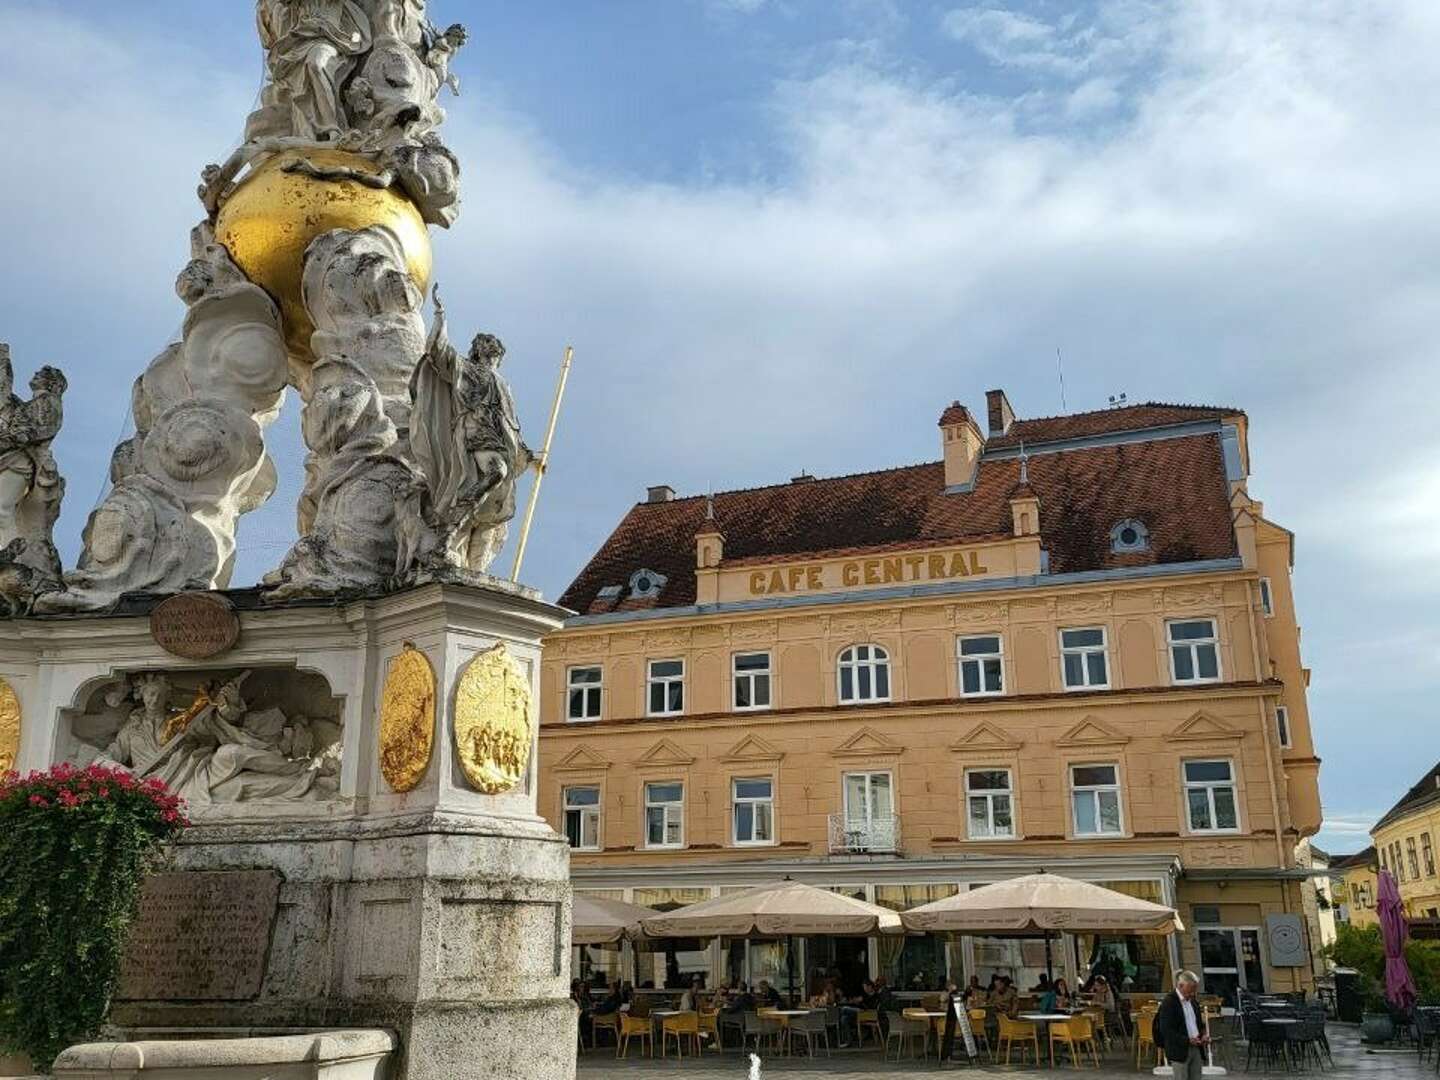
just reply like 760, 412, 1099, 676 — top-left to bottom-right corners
0, 763, 188, 1070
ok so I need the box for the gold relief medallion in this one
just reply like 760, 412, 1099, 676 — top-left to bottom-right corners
0, 678, 19, 774
453, 643, 533, 795
378, 645, 436, 793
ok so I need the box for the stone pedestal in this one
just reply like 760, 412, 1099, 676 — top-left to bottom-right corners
1, 582, 576, 1080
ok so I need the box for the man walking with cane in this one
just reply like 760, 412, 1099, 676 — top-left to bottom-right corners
1155, 971, 1210, 1079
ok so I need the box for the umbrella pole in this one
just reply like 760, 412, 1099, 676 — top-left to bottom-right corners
787, 935, 797, 1005
1045, 933, 1054, 982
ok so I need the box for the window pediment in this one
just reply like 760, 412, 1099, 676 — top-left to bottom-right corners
1170, 710, 1245, 743
830, 726, 904, 758
636, 737, 696, 767
721, 733, 785, 764
950, 720, 1024, 752
1056, 715, 1131, 748
553, 744, 612, 772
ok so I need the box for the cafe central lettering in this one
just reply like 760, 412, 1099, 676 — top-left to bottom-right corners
747, 549, 990, 596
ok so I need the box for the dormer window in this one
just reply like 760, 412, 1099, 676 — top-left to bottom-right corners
1110, 519, 1150, 553
629, 568, 667, 599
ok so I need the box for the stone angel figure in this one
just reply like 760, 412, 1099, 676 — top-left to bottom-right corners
0, 346, 67, 612
406, 288, 533, 574
252, 0, 374, 142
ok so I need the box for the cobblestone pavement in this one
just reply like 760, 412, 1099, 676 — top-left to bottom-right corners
578, 1024, 1431, 1078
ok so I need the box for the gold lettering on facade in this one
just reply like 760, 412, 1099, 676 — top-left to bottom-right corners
746, 546, 1000, 596
379, 644, 436, 793
454, 643, 533, 795
0, 678, 19, 775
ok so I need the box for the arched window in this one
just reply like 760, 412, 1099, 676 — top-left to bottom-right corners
838, 644, 891, 704
1109, 518, 1150, 554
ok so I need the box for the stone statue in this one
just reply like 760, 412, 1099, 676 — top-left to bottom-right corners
405, 289, 533, 575
0, 345, 67, 613
251, 0, 375, 143
88, 671, 341, 807
40, 229, 288, 612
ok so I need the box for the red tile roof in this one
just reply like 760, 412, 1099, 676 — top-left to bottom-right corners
939, 402, 974, 427
558, 402, 1239, 613
986, 402, 1241, 450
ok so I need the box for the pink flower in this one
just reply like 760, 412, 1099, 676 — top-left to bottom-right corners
27, 795, 47, 807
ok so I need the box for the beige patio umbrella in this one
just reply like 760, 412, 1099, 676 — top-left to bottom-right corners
571, 895, 662, 946
640, 879, 903, 938
640, 880, 902, 1002
900, 873, 1183, 934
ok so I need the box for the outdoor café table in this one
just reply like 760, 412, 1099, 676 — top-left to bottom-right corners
764, 1010, 813, 1055
1019, 1013, 1079, 1067
904, 1010, 950, 1058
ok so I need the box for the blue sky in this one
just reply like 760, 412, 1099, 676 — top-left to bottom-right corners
2, 0, 1438, 852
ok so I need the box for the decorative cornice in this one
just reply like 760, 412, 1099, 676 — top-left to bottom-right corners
1056, 715, 1132, 748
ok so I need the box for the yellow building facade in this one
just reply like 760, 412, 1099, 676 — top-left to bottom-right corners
538, 392, 1324, 1004
1372, 767, 1440, 919
1331, 848, 1379, 930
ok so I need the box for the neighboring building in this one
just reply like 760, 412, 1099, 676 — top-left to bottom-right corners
1294, 840, 1337, 976
538, 392, 1323, 1004
1372, 763, 1440, 919
1330, 847, 1378, 929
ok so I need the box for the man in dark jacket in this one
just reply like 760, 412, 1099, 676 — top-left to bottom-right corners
1154, 971, 1209, 1079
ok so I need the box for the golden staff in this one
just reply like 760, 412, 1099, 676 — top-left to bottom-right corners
511, 345, 574, 582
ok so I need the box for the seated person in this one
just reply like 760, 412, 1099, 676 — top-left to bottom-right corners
991, 976, 1019, 1018
722, 981, 755, 1014
679, 975, 703, 1012
1053, 977, 1073, 1011
967, 975, 988, 1006
756, 979, 783, 1008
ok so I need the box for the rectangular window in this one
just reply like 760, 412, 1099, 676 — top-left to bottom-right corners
965, 768, 1015, 839
1184, 760, 1239, 833
567, 666, 602, 721
1070, 764, 1123, 836
647, 659, 684, 717
1424, 834, 1436, 877
644, 781, 684, 848
732, 652, 772, 711
958, 635, 1004, 697
732, 777, 775, 845
1394, 843, 1406, 883
1275, 706, 1291, 749
1259, 578, 1274, 617
1168, 619, 1222, 684
1060, 627, 1110, 690
563, 786, 600, 850
1408, 838, 1422, 881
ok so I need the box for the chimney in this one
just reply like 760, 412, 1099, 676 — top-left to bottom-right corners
790, 472, 816, 484
986, 388, 1016, 436
938, 402, 985, 489
646, 484, 675, 504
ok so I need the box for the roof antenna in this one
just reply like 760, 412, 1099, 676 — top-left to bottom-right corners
1018, 439, 1029, 485
1055, 347, 1068, 412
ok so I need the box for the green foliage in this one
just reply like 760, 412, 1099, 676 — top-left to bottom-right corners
1325, 922, 1440, 1011
0, 763, 187, 1071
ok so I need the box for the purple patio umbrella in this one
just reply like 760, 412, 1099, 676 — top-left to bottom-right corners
1377, 869, 1418, 1012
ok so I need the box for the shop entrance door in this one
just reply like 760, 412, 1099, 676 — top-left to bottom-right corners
1198, 928, 1264, 1006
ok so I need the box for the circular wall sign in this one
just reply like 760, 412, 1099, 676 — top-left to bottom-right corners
149, 593, 241, 660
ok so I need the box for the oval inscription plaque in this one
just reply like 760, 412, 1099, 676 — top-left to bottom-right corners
150, 593, 240, 660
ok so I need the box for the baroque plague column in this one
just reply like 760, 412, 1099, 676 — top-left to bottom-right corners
0, 4, 576, 1079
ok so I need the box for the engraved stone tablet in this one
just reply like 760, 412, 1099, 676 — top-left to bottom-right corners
150, 592, 241, 660
116, 870, 281, 1001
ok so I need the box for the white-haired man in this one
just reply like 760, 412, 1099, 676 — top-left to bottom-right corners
1154, 970, 1210, 1079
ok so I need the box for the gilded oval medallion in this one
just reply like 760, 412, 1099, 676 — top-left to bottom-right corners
453, 643, 533, 795
378, 644, 436, 793
0, 677, 19, 775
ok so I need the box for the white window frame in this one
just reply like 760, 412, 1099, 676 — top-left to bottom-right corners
1059, 627, 1111, 691
1259, 577, 1274, 617
957, 635, 1005, 698
1069, 762, 1124, 837
837, 644, 891, 704
731, 776, 776, 846
1424, 833, 1436, 878
646, 658, 685, 717
964, 767, 1016, 839
1275, 706, 1291, 749
1408, 837, 1422, 882
566, 665, 603, 722
562, 785, 601, 851
643, 780, 685, 849
1183, 759, 1241, 834
1167, 618, 1223, 685
732, 651, 773, 712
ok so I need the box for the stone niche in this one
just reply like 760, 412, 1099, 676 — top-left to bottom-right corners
62, 665, 345, 818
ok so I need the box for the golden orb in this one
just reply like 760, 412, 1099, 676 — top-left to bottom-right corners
215, 148, 432, 361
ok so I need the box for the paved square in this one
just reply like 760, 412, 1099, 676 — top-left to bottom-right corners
578, 1024, 1428, 1078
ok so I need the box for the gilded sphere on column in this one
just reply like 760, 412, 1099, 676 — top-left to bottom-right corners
215, 148, 432, 361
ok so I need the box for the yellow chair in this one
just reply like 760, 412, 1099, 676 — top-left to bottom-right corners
617, 1012, 653, 1059
969, 1008, 995, 1062
997, 1013, 1041, 1065
661, 1011, 701, 1059
857, 1009, 883, 1047
590, 1012, 619, 1050
1134, 1011, 1163, 1070
698, 1009, 721, 1053
1050, 1014, 1101, 1069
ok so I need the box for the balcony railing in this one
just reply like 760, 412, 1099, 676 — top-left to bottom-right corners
828, 813, 901, 854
